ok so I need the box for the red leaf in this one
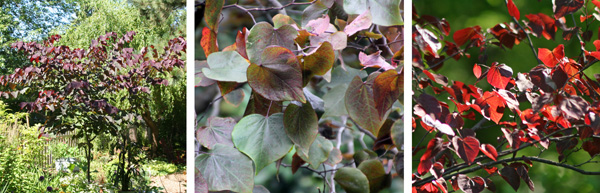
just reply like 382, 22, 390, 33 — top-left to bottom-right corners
201, 27, 218, 57
473, 64, 482, 79
507, 0, 520, 20
452, 136, 480, 165
453, 26, 483, 47
418, 138, 445, 175
423, 70, 449, 86
593, 0, 600, 8
479, 144, 498, 161
417, 182, 439, 193
487, 63, 513, 89
553, 0, 584, 19
537, 44, 564, 67
525, 13, 557, 40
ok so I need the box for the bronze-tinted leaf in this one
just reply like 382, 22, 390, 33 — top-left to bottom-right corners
345, 76, 383, 136
246, 22, 298, 64
247, 46, 306, 103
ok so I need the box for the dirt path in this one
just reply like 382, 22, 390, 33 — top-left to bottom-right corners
150, 173, 186, 193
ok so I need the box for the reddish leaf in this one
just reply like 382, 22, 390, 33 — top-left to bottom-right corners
291, 153, 305, 174
479, 144, 498, 161
235, 28, 249, 59
453, 26, 483, 47
423, 70, 449, 86
525, 13, 557, 40
473, 64, 482, 79
373, 69, 402, 119
538, 44, 564, 68
201, 27, 218, 57
247, 46, 306, 103
417, 182, 439, 193
453, 136, 480, 165
500, 166, 521, 191
507, 0, 520, 20
582, 138, 600, 157
418, 138, 445, 175
593, 0, 600, 8
487, 63, 513, 89
345, 76, 384, 136
470, 176, 487, 193
553, 0, 584, 19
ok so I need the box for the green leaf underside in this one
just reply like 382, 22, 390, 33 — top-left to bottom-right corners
246, 22, 298, 64
345, 76, 383, 136
203, 51, 250, 82
247, 46, 306, 102
323, 84, 349, 117
297, 135, 334, 169
196, 144, 254, 193
232, 113, 293, 174
334, 167, 371, 193
284, 102, 319, 157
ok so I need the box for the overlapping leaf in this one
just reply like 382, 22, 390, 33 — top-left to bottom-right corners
231, 113, 293, 174
345, 76, 384, 136
196, 144, 254, 193
297, 135, 334, 169
197, 117, 236, 149
284, 102, 319, 157
202, 51, 250, 82
246, 22, 298, 64
334, 167, 370, 193
247, 46, 306, 103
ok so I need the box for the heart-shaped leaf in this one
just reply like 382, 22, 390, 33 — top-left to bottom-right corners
247, 46, 306, 103
358, 159, 388, 193
538, 44, 564, 68
487, 63, 513, 89
284, 102, 319, 157
246, 22, 298, 64
231, 113, 293, 174
302, 41, 335, 76
196, 117, 236, 149
196, 144, 254, 193
345, 76, 384, 136
202, 51, 250, 82
453, 136, 480, 165
322, 84, 349, 117
334, 167, 370, 193
479, 143, 498, 161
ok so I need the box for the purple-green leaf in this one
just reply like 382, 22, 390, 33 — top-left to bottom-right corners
247, 46, 306, 103
345, 76, 383, 136
196, 144, 254, 193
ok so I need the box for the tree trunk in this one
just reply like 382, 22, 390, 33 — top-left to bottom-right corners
141, 109, 159, 157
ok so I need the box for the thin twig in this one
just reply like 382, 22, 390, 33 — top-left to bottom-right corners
348, 117, 377, 140
223, 0, 317, 11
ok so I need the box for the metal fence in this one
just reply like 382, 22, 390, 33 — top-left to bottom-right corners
0, 114, 78, 170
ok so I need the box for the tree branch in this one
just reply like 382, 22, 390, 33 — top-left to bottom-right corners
223, 0, 317, 12
348, 117, 377, 140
